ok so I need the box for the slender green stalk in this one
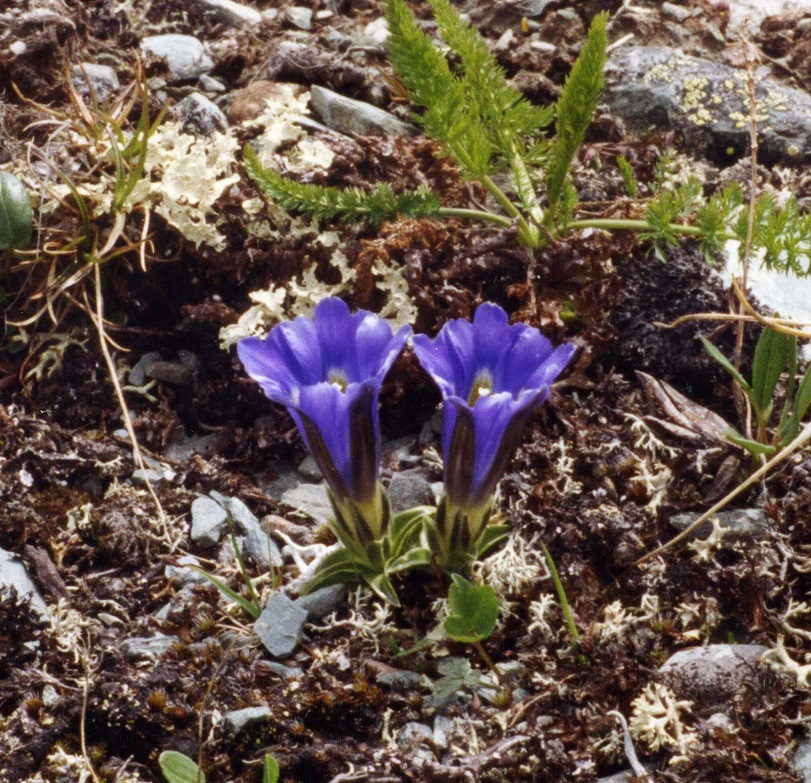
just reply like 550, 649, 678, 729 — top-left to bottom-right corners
540, 541, 580, 644
480, 175, 540, 247
567, 218, 703, 236
437, 207, 512, 227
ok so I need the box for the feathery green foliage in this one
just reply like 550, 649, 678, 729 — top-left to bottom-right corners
386, 0, 491, 176
245, 147, 441, 226
642, 178, 702, 262
545, 12, 609, 217
616, 155, 637, 198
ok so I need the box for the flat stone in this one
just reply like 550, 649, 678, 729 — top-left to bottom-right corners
530, 40, 556, 54
141, 34, 214, 82
198, 74, 226, 93
222, 706, 272, 734
175, 92, 228, 137
387, 469, 435, 515
190, 496, 228, 547
660, 644, 769, 709
131, 468, 166, 486
285, 6, 312, 30
297, 455, 322, 481
254, 593, 309, 658
129, 351, 162, 386
669, 508, 772, 539
242, 525, 283, 570
71, 63, 120, 103
120, 634, 178, 660
294, 585, 346, 621
264, 660, 305, 679
376, 670, 423, 688
662, 2, 691, 23
605, 46, 811, 166
790, 736, 811, 783
165, 555, 207, 586
0, 548, 49, 619
494, 29, 514, 53
279, 481, 332, 523
309, 85, 418, 138
361, 17, 390, 48
195, 0, 262, 26
396, 722, 435, 768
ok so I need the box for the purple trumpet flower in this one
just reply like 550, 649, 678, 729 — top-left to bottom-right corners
238, 298, 410, 550
413, 303, 575, 563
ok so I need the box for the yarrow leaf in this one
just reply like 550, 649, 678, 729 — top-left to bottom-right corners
245, 146, 441, 226
545, 11, 609, 216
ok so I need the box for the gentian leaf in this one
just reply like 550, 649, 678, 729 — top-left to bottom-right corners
159, 751, 205, 783
444, 574, 500, 643
751, 326, 791, 419
725, 429, 776, 457
0, 170, 33, 251
188, 566, 261, 619
474, 524, 511, 559
699, 336, 752, 395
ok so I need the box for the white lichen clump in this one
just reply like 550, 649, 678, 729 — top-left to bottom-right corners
629, 683, 699, 763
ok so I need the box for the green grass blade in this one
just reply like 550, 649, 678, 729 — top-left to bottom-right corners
188, 566, 261, 619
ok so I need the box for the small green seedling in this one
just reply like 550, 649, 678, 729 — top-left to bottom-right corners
444, 574, 499, 644
0, 170, 33, 252
263, 753, 280, 783
701, 327, 811, 458
159, 750, 205, 783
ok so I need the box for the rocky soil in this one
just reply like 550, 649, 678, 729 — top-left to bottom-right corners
1, 0, 811, 782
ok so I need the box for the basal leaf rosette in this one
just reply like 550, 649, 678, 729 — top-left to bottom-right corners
238, 298, 411, 600
413, 303, 575, 569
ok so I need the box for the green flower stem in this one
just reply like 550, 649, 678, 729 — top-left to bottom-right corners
540, 541, 580, 644
567, 218, 704, 236
481, 175, 541, 248
436, 208, 512, 227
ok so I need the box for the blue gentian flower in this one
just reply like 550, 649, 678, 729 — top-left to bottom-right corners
413, 303, 575, 565
238, 298, 411, 552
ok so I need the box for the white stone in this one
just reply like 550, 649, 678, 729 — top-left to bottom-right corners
195, 0, 262, 26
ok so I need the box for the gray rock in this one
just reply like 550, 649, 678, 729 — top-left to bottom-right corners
131, 468, 166, 486
120, 634, 178, 660
297, 455, 322, 481
264, 660, 305, 679
660, 644, 769, 709
196, 0, 262, 26
294, 585, 346, 621
530, 40, 556, 54
494, 29, 514, 53
0, 548, 49, 619
165, 555, 208, 586
280, 481, 332, 523
790, 737, 811, 783
669, 508, 772, 539
361, 17, 390, 48
71, 63, 120, 103
209, 493, 267, 540
198, 74, 226, 93
605, 46, 811, 166
387, 469, 436, 515
285, 6, 312, 30
42, 685, 60, 707
519, 0, 557, 16
190, 496, 229, 547
222, 706, 272, 734
432, 715, 453, 749
662, 2, 691, 23
9, 40, 27, 56
129, 351, 162, 386
706, 712, 736, 733
397, 722, 435, 768
254, 593, 309, 658
141, 35, 214, 82
377, 670, 423, 688
242, 525, 283, 570
597, 772, 637, 783
309, 85, 418, 138
398, 721, 433, 746
175, 92, 228, 136
383, 435, 423, 468
164, 431, 215, 461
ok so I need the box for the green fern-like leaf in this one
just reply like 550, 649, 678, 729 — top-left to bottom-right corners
428, 0, 551, 149
386, 0, 492, 176
696, 184, 742, 263
245, 147, 441, 226
643, 177, 702, 261
545, 11, 609, 215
